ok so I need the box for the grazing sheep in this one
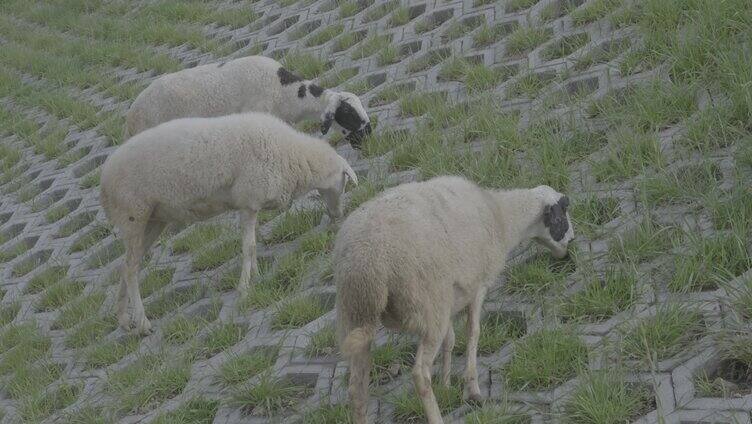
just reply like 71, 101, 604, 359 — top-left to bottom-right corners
101, 112, 358, 334
334, 176, 573, 424
125, 55, 372, 148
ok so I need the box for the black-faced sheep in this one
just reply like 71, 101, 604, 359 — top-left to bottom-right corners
333, 176, 573, 424
101, 112, 358, 334
125, 55, 372, 148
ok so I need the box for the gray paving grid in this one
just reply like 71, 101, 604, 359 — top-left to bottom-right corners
0, 0, 749, 423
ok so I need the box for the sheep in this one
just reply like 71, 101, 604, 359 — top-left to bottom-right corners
101, 111, 358, 334
124, 55, 372, 148
334, 175, 574, 424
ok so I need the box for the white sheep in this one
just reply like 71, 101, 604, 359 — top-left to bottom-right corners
125, 55, 372, 148
334, 175, 573, 424
101, 112, 358, 334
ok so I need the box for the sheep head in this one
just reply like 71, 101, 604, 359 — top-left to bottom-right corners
320, 91, 371, 149
317, 154, 358, 221
531, 186, 574, 259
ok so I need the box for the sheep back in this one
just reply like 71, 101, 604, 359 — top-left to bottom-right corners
333, 176, 507, 338
125, 56, 289, 138
102, 112, 335, 227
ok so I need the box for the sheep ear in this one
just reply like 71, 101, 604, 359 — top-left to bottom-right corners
558, 195, 569, 210
321, 112, 334, 135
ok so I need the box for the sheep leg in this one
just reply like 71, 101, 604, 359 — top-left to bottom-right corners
122, 227, 151, 335
413, 332, 445, 424
348, 343, 372, 424
440, 325, 455, 387
238, 210, 259, 294
116, 220, 165, 328
464, 286, 487, 402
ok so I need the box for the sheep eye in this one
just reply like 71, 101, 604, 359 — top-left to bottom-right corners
342, 130, 347, 134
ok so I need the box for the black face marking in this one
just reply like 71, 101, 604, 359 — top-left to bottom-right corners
298, 84, 306, 98
277, 67, 303, 85
345, 121, 372, 149
334, 100, 365, 132
321, 112, 334, 135
543, 197, 569, 242
308, 84, 324, 97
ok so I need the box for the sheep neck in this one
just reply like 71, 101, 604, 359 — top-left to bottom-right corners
285, 139, 335, 198
489, 188, 543, 251
280, 83, 331, 123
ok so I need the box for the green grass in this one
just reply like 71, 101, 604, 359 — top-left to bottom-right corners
86, 239, 124, 268
507, 72, 556, 98
442, 17, 483, 42
400, 91, 448, 117
306, 324, 337, 357
230, 373, 315, 417
370, 338, 415, 384
219, 347, 279, 386
391, 377, 464, 423
0, 238, 34, 262
388, 7, 412, 28
370, 82, 415, 107
141, 267, 176, 298
195, 322, 245, 359
679, 105, 747, 152
0, 322, 51, 375
668, 232, 750, 292
163, 312, 213, 345
570, 196, 620, 238
152, 398, 219, 424
36, 280, 86, 312
107, 353, 191, 415
506, 0, 539, 12
339, 0, 371, 18
172, 223, 227, 254
453, 311, 526, 355
540, 33, 590, 61
305, 24, 344, 47
265, 208, 323, 245
332, 32, 366, 53
571, 0, 622, 26
146, 285, 203, 320
191, 236, 240, 271
282, 50, 330, 79
18, 382, 81, 423
564, 371, 653, 423
408, 49, 450, 74
364, 0, 398, 22
272, 295, 332, 330
474, 22, 518, 47
503, 328, 587, 391
575, 38, 631, 71
52, 290, 105, 330
70, 224, 111, 252
0, 302, 19, 326
560, 268, 638, 322
590, 128, 664, 183
506, 254, 575, 295
465, 404, 531, 423
622, 304, 704, 364
239, 251, 313, 309
79, 169, 100, 189
65, 316, 117, 349
505, 27, 552, 55
351, 34, 392, 60
609, 216, 678, 264
25, 265, 69, 294
639, 162, 721, 206
56, 212, 95, 238
45, 202, 75, 223
5, 361, 63, 400
301, 403, 353, 424
84, 335, 141, 369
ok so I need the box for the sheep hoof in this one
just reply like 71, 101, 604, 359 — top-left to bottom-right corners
466, 392, 484, 405
134, 316, 153, 335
